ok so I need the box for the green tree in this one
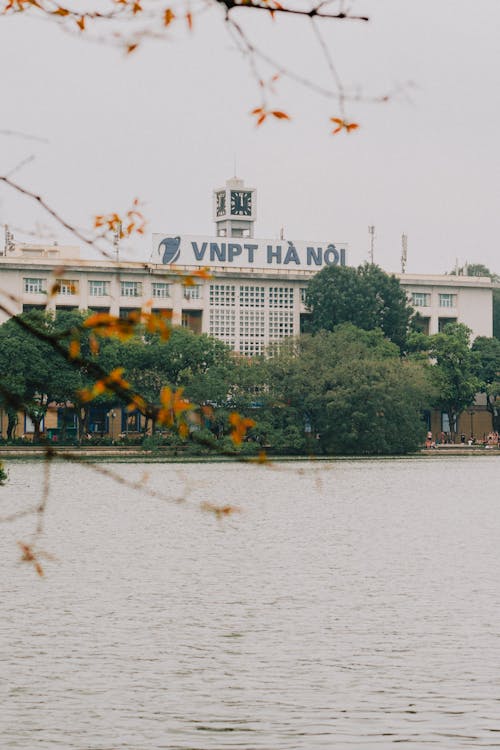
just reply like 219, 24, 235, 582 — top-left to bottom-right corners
305, 263, 414, 350
471, 336, 500, 431
0, 311, 57, 441
263, 325, 430, 455
429, 323, 481, 438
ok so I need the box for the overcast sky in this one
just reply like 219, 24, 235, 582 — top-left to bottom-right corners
1, 0, 499, 275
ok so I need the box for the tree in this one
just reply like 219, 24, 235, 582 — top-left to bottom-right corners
0, 311, 57, 441
262, 324, 430, 455
305, 263, 414, 351
471, 336, 500, 432
428, 323, 481, 438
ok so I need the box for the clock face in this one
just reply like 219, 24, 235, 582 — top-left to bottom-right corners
230, 190, 252, 216
216, 191, 226, 217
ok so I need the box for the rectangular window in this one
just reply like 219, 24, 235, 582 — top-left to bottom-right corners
89, 280, 109, 297
24, 277, 46, 294
152, 282, 170, 298
300, 287, 308, 304
56, 279, 78, 296
411, 292, 430, 307
439, 293, 456, 308
121, 281, 142, 297
184, 285, 201, 300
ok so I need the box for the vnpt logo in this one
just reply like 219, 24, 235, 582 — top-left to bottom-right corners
158, 236, 181, 264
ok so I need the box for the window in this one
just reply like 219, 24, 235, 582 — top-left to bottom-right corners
56, 279, 78, 296
411, 292, 430, 307
300, 287, 308, 304
89, 280, 109, 297
24, 277, 46, 294
209, 284, 235, 307
239, 285, 265, 308
239, 341, 264, 356
269, 287, 294, 309
209, 308, 235, 347
269, 310, 294, 340
152, 282, 170, 298
239, 310, 265, 346
121, 280, 142, 297
439, 293, 456, 308
184, 285, 201, 300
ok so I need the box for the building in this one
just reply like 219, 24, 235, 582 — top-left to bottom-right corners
0, 177, 495, 439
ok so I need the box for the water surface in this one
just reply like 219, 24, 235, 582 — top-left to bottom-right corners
1, 458, 500, 748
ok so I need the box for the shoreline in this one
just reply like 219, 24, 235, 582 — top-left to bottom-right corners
0, 445, 499, 462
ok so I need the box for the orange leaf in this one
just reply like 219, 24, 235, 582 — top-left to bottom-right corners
330, 117, 359, 135
185, 11, 192, 30
69, 339, 80, 359
127, 43, 138, 54
164, 7, 175, 25
76, 15, 85, 30
271, 110, 290, 120
201, 502, 240, 519
229, 412, 256, 446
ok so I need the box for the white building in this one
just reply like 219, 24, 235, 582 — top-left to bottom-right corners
0, 178, 494, 349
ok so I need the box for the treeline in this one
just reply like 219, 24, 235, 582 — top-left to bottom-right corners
0, 298, 499, 454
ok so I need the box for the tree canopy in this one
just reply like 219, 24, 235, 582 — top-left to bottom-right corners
428, 323, 481, 437
305, 263, 414, 350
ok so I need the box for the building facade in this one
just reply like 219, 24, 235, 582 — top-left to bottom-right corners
0, 177, 495, 440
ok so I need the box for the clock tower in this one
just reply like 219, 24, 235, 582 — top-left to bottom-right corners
213, 177, 256, 238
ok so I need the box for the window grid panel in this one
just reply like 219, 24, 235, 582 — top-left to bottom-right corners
268, 286, 294, 309
269, 310, 294, 339
152, 282, 170, 298
239, 310, 266, 340
209, 309, 235, 347
239, 285, 265, 308
239, 341, 264, 356
209, 284, 236, 307
121, 281, 142, 297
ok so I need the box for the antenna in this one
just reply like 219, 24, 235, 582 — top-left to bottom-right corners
279, 227, 284, 240
368, 225, 375, 264
401, 233, 408, 273
233, 154, 237, 178
4, 224, 14, 255
113, 222, 121, 262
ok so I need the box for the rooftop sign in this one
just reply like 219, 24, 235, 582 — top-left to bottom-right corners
151, 234, 347, 270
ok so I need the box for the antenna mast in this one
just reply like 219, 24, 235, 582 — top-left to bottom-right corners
401, 233, 408, 273
4, 224, 14, 255
113, 222, 121, 262
368, 225, 375, 264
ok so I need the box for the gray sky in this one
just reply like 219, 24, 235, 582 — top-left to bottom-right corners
1, 0, 499, 275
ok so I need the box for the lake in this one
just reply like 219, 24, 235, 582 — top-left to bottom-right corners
1, 457, 500, 748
